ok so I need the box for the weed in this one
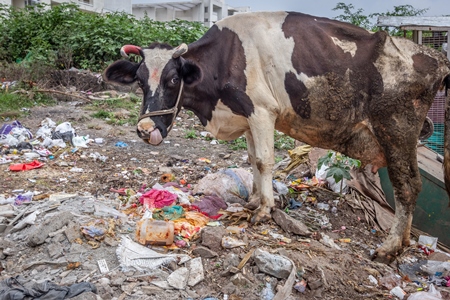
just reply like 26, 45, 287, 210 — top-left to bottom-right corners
185, 129, 197, 139
318, 150, 361, 194
275, 156, 284, 163
227, 136, 247, 150
274, 130, 295, 150
0, 90, 55, 114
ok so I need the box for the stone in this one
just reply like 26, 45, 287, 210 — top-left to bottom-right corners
272, 209, 311, 237
69, 292, 101, 300
110, 274, 126, 286
167, 267, 189, 290
222, 282, 236, 295
60, 275, 77, 285
253, 249, 293, 279
64, 221, 82, 242
230, 273, 252, 287
103, 236, 118, 247
185, 288, 200, 298
141, 285, 163, 295
223, 253, 241, 269
51, 233, 66, 243
28, 211, 74, 247
308, 279, 323, 290
47, 243, 64, 259
98, 277, 110, 285
201, 227, 226, 252
151, 281, 173, 289
192, 245, 218, 258
187, 257, 204, 287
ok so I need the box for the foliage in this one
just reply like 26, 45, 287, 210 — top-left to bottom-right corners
317, 150, 361, 185
333, 2, 428, 35
333, 2, 371, 29
185, 129, 198, 139
0, 3, 208, 72
274, 131, 295, 150
372, 5, 428, 36
0, 89, 55, 115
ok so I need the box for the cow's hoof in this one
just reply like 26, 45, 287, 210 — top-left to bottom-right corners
372, 238, 402, 264
244, 197, 260, 210
250, 207, 271, 224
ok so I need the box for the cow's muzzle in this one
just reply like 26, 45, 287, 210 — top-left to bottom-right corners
137, 80, 184, 145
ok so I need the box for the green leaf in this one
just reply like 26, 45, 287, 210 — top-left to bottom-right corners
326, 166, 352, 183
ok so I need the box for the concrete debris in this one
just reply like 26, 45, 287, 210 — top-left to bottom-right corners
27, 211, 74, 247
187, 257, 205, 287
167, 267, 189, 290
253, 249, 293, 279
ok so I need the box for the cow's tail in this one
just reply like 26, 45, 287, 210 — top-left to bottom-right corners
444, 74, 450, 206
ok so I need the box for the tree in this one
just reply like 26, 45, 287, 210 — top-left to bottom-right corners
333, 2, 371, 29
332, 2, 428, 35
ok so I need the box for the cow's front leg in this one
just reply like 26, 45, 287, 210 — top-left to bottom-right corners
245, 113, 276, 223
244, 131, 262, 210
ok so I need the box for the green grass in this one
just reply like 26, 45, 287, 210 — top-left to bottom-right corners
0, 90, 56, 116
185, 129, 198, 139
274, 130, 295, 150
88, 93, 140, 126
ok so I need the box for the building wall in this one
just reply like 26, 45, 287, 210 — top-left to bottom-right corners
132, 0, 247, 27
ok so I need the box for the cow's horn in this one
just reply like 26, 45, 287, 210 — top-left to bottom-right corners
172, 43, 188, 58
120, 45, 142, 58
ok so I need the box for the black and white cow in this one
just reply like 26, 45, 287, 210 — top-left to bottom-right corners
104, 11, 450, 261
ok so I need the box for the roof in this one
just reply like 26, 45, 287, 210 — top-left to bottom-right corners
377, 16, 450, 30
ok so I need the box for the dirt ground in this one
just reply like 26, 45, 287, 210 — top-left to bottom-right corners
1, 80, 450, 300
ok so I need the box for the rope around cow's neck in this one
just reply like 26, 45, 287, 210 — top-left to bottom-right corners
138, 80, 184, 134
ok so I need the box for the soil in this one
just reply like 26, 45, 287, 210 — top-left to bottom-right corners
1, 77, 449, 300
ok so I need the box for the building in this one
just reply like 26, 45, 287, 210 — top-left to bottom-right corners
0, 0, 132, 14
132, 0, 250, 27
0, 0, 248, 26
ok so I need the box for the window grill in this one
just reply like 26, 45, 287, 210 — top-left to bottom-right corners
419, 31, 448, 156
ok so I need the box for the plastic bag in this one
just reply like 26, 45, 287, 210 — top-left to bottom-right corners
193, 168, 253, 205
55, 122, 75, 134
316, 161, 348, 194
0, 134, 19, 146
35, 125, 52, 139
408, 284, 442, 300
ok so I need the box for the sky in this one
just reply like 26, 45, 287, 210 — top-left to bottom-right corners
225, 0, 450, 19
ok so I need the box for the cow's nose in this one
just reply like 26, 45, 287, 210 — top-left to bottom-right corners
137, 118, 155, 136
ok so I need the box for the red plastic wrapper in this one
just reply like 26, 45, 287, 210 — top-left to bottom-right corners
139, 189, 177, 209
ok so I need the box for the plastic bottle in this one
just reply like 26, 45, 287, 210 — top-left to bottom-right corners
135, 219, 174, 246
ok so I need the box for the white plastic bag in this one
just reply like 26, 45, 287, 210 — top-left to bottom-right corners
55, 122, 75, 134
316, 163, 348, 194
408, 284, 442, 300
36, 125, 52, 139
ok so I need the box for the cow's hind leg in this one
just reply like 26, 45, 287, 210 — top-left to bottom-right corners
374, 140, 422, 262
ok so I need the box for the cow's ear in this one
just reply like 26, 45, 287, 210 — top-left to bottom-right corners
180, 60, 202, 86
103, 60, 140, 85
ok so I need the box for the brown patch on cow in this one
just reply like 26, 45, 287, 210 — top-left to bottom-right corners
412, 53, 438, 77
181, 26, 255, 124
281, 12, 386, 123
284, 72, 311, 119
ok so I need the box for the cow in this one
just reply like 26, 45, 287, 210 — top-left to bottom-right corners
104, 11, 450, 261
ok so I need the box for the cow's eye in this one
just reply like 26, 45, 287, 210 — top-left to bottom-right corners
170, 77, 179, 85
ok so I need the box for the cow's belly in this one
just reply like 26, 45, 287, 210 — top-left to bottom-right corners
275, 110, 387, 170
204, 100, 249, 140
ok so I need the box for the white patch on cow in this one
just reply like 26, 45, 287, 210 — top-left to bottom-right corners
331, 37, 357, 57
216, 12, 297, 110
205, 100, 249, 140
142, 48, 173, 97
373, 37, 415, 91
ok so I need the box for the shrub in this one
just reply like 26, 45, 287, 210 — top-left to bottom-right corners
0, 3, 208, 72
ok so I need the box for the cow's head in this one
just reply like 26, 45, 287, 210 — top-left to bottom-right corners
103, 43, 201, 145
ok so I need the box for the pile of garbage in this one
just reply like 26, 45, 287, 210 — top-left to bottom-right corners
1, 119, 450, 300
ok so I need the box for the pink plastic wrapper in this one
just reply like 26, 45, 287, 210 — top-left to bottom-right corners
139, 189, 177, 209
